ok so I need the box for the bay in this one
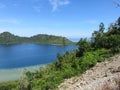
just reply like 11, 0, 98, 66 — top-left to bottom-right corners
0, 44, 77, 69
0, 44, 77, 82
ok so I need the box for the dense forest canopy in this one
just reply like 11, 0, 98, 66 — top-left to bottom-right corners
0, 32, 73, 45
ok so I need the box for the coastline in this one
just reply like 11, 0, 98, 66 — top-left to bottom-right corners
0, 64, 47, 82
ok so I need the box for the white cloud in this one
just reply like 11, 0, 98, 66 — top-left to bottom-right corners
0, 18, 19, 24
33, 6, 41, 13
85, 20, 98, 24
0, 3, 6, 8
33, 0, 43, 13
49, 0, 70, 12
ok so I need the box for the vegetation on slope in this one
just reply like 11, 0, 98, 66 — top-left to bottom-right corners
59, 54, 120, 90
0, 17, 120, 90
0, 81, 18, 90
0, 32, 73, 45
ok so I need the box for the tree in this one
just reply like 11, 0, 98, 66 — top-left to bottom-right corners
107, 17, 120, 35
91, 22, 105, 48
116, 17, 120, 29
76, 38, 91, 57
19, 70, 31, 90
99, 22, 105, 35
97, 17, 120, 52
113, 0, 120, 7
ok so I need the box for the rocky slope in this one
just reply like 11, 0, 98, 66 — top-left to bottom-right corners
59, 54, 120, 90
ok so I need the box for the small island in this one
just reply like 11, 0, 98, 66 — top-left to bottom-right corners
0, 32, 74, 45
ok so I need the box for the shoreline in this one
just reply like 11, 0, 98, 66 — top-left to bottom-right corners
0, 64, 47, 83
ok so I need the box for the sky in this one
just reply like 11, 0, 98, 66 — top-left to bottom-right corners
0, 0, 120, 40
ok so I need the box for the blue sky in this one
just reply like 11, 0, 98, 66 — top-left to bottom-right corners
0, 0, 119, 39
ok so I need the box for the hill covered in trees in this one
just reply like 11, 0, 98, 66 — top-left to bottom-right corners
0, 17, 120, 90
0, 32, 73, 45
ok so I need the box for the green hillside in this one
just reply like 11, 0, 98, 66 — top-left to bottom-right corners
0, 17, 119, 90
30, 34, 73, 44
0, 32, 73, 45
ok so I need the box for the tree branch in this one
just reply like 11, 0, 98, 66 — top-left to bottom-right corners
113, 0, 120, 7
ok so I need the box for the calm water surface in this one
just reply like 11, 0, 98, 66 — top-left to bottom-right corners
0, 44, 77, 69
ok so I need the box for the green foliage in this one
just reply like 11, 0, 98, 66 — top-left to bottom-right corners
80, 52, 97, 70
0, 32, 73, 45
91, 17, 120, 52
99, 22, 105, 34
0, 17, 120, 90
91, 22, 105, 48
23, 48, 107, 90
0, 81, 18, 90
76, 38, 91, 57
30, 34, 73, 44
26, 17, 119, 90
19, 70, 31, 90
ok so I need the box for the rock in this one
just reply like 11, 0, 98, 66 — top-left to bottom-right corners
112, 66, 120, 73
118, 66, 120, 71
104, 74, 107, 77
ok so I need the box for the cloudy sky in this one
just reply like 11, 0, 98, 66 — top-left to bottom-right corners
0, 0, 119, 39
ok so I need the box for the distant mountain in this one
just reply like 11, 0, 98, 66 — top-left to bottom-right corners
0, 32, 73, 44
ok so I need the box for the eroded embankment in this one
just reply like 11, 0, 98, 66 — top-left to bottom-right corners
59, 54, 120, 90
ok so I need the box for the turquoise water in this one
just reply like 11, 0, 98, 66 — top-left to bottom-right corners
0, 64, 46, 82
0, 44, 77, 82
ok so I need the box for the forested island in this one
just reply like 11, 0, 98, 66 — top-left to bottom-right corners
0, 17, 119, 90
0, 32, 73, 45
